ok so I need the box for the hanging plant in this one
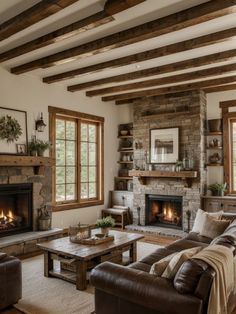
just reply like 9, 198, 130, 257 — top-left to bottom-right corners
0, 115, 23, 143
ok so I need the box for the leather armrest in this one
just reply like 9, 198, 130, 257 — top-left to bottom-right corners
91, 262, 203, 314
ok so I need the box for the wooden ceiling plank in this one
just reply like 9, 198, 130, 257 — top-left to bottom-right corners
66, 49, 236, 91
84, 63, 236, 96
0, 0, 145, 62
0, 0, 79, 41
104, 0, 146, 15
102, 75, 236, 102
42, 27, 236, 83
0, 12, 113, 62
10, 0, 236, 74
204, 84, 236, 93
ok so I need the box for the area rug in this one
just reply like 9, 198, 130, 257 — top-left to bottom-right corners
14, 241, 159, 314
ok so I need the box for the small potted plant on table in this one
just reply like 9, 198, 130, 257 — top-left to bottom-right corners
96, 216, 115, 237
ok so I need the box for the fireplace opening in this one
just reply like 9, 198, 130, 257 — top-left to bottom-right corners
0, 183, 33, 237
146, 194, 182, 229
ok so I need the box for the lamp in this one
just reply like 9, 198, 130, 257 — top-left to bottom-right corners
35, 112, 46, 132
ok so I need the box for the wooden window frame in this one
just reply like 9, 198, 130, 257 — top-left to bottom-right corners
49, 106, 104, 212
221, 100, 236, 195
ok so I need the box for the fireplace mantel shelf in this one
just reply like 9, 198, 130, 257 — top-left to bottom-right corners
0, 155, 54, 175
129, 170, 198, 187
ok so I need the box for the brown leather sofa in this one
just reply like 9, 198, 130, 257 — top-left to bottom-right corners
91, 213, 236, 314
0, 253, 22, 310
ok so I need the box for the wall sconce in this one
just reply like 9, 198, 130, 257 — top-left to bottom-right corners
35, 113, 46, 132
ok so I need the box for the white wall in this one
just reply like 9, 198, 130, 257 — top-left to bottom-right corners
0, 66, 119, 229
207, 90, 236, 185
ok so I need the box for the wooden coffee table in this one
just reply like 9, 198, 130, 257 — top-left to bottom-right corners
37, 230, 143, 290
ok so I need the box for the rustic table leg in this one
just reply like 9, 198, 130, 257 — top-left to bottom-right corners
76, 260, 87, 290
44, 251, 53, 277
130, 242, 137, 263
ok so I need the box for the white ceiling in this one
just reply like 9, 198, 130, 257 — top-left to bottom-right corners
0, 0, 236, 98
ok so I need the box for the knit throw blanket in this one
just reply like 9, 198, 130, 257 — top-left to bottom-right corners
194, 245, 236, 314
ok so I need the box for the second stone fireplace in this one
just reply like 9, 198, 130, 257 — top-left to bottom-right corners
146, 194, 182, 229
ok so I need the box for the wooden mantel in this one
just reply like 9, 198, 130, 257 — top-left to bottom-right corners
0, 155, 55, 175
129, 170, 198, 187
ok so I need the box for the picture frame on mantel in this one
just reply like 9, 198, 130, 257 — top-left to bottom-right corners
0, 107, 28, 155
150, 127, 179, 163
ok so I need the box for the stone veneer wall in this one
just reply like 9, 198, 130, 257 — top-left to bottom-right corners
132, 90, 207, 231
0, 166, 52, 231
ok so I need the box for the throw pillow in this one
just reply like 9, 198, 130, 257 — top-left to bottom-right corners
200, 215, 230, 239
174, 258, 209, 294
161, 246, 203, 280
191, 209, 223, 233
149, 252, 177, 276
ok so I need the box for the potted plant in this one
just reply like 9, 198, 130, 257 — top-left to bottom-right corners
208, 182, 227, 196
28, 140, 39, 156
96, 216, 115, 237
37, 140, 50, 156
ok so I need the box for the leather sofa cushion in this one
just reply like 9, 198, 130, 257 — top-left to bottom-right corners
174, 258, 209, 294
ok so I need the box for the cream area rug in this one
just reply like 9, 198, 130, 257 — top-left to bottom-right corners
14, 241, 159, 314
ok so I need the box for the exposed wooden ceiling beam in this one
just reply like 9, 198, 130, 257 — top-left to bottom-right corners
10, 0, 236, 74
84, 63, 236, 96
204, 83, 236, 93
0, 0, 79, 41
102, 75, 236, 102
66, 49, 236, 91
42, 27, 236, 83
0, 0, 145, 62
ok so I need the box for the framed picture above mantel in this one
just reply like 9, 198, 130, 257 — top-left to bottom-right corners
0, 107, 28, 155
150, 127, 179, 164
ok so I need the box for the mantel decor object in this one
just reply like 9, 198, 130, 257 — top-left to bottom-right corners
0, 107, 28, 155
150, 127, 179, 163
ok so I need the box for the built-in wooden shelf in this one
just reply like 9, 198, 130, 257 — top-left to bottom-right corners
206, 147, 223, 150
115, 176, 132, 180
206, 132, 223, 136
118, 135, 133, 139
118, 149, 133, 153
206, 163, 223, 167
0, 155, 55, 175
129, 170, 198, 187
117, 161, 133, 164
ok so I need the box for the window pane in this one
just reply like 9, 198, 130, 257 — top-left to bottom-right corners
56, 140, 65, 165
81, 183, 88, 199
66, 141, 76, 165
56, 119, 65, 139
66, 167, 76, 184
66, 184, 76, 201
66, 121, 76, 140
89, 183, 96, 198
232, 122, 236, 190
81, 166, 88, 182
56, 167, 65, 184
89, 143, 96, 165
56, 184, 65, 202
81, 142, 88, 165
89, 124, 96, 142
89, 167, 96, 181
81, 123, 88, 141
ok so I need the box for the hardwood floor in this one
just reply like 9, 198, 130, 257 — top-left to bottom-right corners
1, 307, 22, 314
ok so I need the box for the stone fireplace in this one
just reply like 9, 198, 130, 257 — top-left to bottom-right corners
0, 183, 33, 237
0, 162, 52, 233
131, 90, 206, 231
146, 194, 182, 229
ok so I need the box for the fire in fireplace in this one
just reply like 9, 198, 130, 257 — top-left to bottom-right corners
0, 183, 33, 237
146, 194, 182, 229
